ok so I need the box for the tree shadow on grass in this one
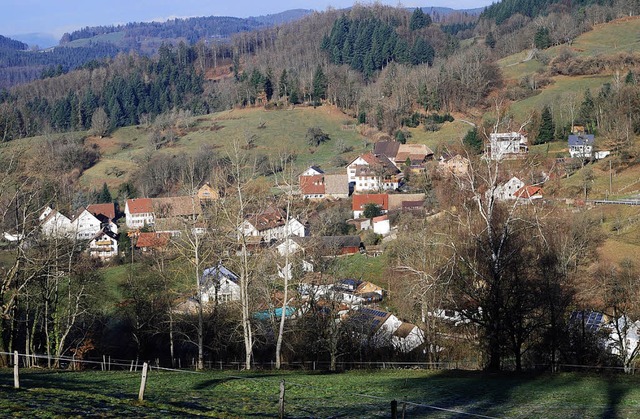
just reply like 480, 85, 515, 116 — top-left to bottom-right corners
381, 369, 631, 418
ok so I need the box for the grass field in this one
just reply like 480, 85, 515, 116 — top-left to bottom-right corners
2, 368, 640, 418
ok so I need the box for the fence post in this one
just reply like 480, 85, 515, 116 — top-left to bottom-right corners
278, 380, 285, 419
401, 396, 407, 419
138, 362, 148, 401
390, 400, 397, 419
14, 351, 20, 389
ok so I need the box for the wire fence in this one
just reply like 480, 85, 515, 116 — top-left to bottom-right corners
4, 351, 639, 418
2, 350, 506, 418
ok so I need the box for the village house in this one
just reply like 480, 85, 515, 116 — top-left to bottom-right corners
124, 198, 154, 229
373, 141, 434, 171
489, 176, 525, 201
487, 132, 528, 160
133, 231, 170, 252
299, 167, 349, 200
352, 194, 389, 218
438, 154, 470, 177
372, 214, 391, 235
87, 203, 118, 233
39, 206, 104, 240
568, 133, 595, 158
88, 229, 119, 260
200, 264, 241, 304
197, 183, 219, 203
515, 185, 544, 202
347, 307, 425, 353
240, 207, 307, 242
347, 153, 401, 193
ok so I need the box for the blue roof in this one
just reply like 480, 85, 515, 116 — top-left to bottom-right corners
568, 134, 594, 146
201, 264, 239, 287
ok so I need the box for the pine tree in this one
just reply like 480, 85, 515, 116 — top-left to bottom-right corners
536, 106, 555, 144
312, 65, 328, 104
98, 182, 112, 203
409, 8, 431, 31
463, 128, 483, 154
411, 38, 435, 66
534, 27, 551, 49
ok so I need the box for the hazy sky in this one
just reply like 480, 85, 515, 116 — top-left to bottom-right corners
3, 0, 495, 38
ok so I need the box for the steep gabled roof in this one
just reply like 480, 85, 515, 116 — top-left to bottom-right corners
515, 185, 544, 199
135, 232, 170, 249
87, 203, 116, 220
126, 198, 153, 214
201, 264, 240, 288
300, 175, 326, 195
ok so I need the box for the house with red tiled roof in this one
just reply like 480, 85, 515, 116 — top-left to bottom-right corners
352, 194, 389, 218
87, 203, 116, 221
134, 232, 170, 251
299, 166, 349, 200
125, 198, 154, 229
515, 185, 544, 202
300, 174, 326, 199
347, 153, 401, 193
372, 214, 390, 235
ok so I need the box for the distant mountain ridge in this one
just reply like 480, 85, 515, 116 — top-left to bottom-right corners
0, 35, 28, 51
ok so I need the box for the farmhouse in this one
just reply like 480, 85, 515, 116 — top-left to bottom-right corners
347, 153, 401, 193
125, 198, 154, 229
240, 206, 307, 242
352, 194, 389, 218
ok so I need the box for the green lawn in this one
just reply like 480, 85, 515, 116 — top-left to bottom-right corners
2, 369, 640, 418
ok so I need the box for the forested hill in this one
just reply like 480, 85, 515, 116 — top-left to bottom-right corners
61, 10, 315, 46
481, 0, 617, 24
0, 35, 28, 51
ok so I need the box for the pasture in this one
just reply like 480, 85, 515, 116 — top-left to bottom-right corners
3, 368, 640, 418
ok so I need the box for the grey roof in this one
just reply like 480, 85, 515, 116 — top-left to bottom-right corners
289, 235, 364, 255
568, 134, 595, 146
324, 174, 349, 195
374, 141, 400, 159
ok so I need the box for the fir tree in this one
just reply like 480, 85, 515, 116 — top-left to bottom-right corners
312, 65, 328, 103
98, 182, 112, 203
409, 8, 431, 31
536, 106, 555, 144
463, 127, 483, 154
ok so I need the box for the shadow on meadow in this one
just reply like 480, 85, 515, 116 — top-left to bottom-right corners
379, 370, 636, 418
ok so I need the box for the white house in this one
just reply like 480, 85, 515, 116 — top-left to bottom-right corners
349, 307, 424, 353
488, 132, 528, 160
372, 215, 390, 235
71, 208, 103, 240
568, 134, 595, 158
347, 153, 401, 193
124, 198, 155, 229
490, 176, 525, 201
606, 316, 640, 371
88, 229, 119, 260
241, 208, 306, 242
40, 207, 73, 238
200, 264, 241, 304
